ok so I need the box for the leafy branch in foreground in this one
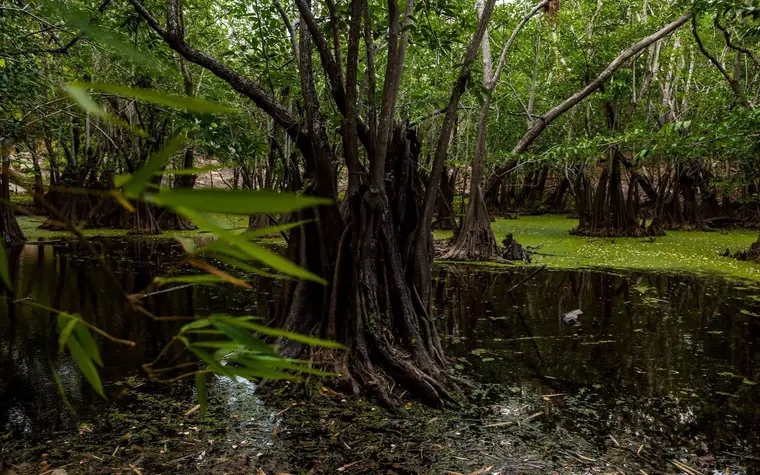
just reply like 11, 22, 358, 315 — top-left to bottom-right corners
15, 81, 343, 411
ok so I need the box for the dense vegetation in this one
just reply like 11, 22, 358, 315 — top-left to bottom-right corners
2, 0, 760, 408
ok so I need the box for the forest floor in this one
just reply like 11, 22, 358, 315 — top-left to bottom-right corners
2, 377, 710, 475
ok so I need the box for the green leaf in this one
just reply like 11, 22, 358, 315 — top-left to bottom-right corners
176, 208, 326, 283
181, 319, 213, 333
184, 342, 234, 378
210, 254, 279, 279
234, 354, 336, 376
192, 341, 243, 350
123, 134, 186, 197
64, 84, 148, 138
210, 314, 345, 349
209, 316, 276, 355
165, 165, 223, 176
154, 274, 226, 286
64, 85, 107, 117
50, 362, 75, 415
78, 82, 235, 114
147, 189, 332, 215
225, 365, 302, 381
58, 315, 79, 354
72, 323, 103, 367
50, 2, 166, 73
0, 238, 11, 289
195, 372, 208, 416
67, 336, 105, 398
241, 220, 312, 238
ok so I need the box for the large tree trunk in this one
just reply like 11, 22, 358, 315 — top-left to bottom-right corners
445, 0, 547, 260
444, 93, 499, 260
131, 0, 493, 406
0, 141, 25, 246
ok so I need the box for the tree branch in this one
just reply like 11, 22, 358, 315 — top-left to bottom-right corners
126, 0, 305, 148
691, 14, 749, 108
512, 12, 691, 154
714, 16, 760, 69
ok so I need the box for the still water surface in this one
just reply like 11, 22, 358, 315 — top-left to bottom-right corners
1, 239, 758, 470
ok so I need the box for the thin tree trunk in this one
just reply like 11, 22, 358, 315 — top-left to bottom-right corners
0, 141, 25, 246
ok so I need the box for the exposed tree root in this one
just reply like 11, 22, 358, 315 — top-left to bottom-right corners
444, 189, 498, 261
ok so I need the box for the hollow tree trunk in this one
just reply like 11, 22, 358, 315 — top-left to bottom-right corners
0, 141, 25, 246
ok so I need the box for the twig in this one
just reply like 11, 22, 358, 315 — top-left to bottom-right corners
506, 264, 547, 295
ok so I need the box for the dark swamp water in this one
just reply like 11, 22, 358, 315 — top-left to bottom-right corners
1, 239, 759, 474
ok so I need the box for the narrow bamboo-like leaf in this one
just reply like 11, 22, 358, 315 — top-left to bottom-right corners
181, 319, 212, 333
109, 190, 136, 212
176, 208, 326, 283
210, 254, 279, 279
182, 337, 233, 378
67, 337, 105, 398
192, 341, 243, 350
72, 324, 103, 367
209, 317, 276, 355
163, 165, 223, 176
123, 134, 186, 197
226, 365, 302, 381
154, 275, 225, 286
148, 189, 332, 215
63, 87, 149, 138
241, 220, 312, 238
211, 314, 345, 349
0, 238, 9, 289
234, 354, 336, 376
58, 315, 79, 354
64, 85, 106, 117
53, 3, 166, 73
189, 259, 251, 289
175, 237, 197, 254
78, 82, 235, 114
50, 362, 75, 415
195, 372, 207, 416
